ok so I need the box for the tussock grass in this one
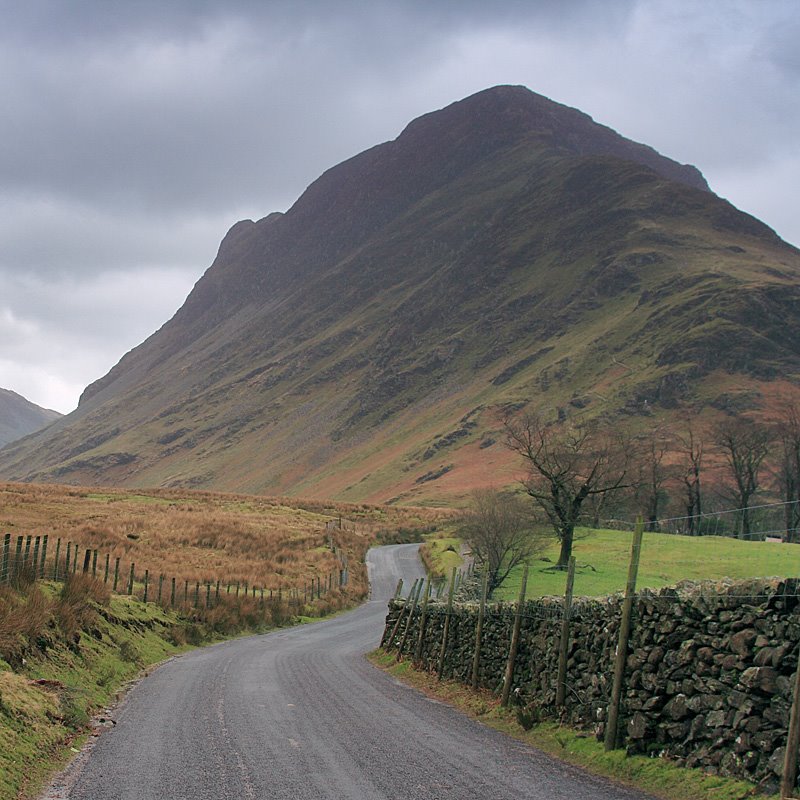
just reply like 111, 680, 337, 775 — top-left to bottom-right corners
0, 482, 448, 603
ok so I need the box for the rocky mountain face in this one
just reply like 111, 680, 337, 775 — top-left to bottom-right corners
0, 389, 61, 447
1, 85, 798, 502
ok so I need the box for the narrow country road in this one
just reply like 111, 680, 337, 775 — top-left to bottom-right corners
44, 544, 655, 799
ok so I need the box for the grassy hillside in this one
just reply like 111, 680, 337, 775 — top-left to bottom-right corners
1, 585, 186, 800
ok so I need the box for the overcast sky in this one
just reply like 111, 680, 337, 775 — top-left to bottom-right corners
1, 0, 798, 414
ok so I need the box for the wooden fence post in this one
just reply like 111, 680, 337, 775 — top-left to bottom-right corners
158, 574, 164, 604
104, 553, 110, 583
23, 535, 32, 568
2, 533, 10, 584
215, 580, 220, 604
206, 583, 211, 608
53, 538, 61, 580
556, 556, 577, 708
171, 577, 176, 606
604, 519, 644, 751
82, 548, 91, 573
72, 545, 79, 573
113, 557, 120, 592
380, 579, 405, 648
31, 537, 41, 581
127, 563, 135, 595
413, 578, 433, 663
143, 570, 149, 603
39, 535, 48, 578
14, 536, 24, 579
396, 579, 424, 661
471, 570, 490, 690
184, 580, 188, 605
501, 564, 529, 707
385, 578, 418, 650
64, 542, 71, 581
437, 567, 458, 680
781, 644, 800, 798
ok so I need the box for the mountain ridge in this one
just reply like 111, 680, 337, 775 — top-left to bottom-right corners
0, 388, 61, 448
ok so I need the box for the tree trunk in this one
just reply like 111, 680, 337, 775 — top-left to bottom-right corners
557, 526, 574, 568
740, 506, 751, 540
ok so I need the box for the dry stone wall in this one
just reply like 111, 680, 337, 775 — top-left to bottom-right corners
382, 578, 800, 791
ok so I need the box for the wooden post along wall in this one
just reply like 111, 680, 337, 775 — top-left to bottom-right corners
604, 519, 644, 751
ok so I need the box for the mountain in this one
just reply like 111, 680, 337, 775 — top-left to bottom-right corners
0, 389, 61, 447
1, 85, 798, 503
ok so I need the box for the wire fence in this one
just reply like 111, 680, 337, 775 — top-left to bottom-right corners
601, 498, 800, 540
0, 530, 352, 612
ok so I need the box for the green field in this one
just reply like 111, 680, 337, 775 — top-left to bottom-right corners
429, 527, 800, 601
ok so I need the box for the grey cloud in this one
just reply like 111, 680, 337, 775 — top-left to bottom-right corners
0, 267, 197, 412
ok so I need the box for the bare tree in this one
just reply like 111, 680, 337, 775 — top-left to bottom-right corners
505, 413, 632, 568
777, 403, 800, 543
458, 489, 546, 597
635, 428, 671, 532
714, 417, 772, 540
677, 423, 704, 535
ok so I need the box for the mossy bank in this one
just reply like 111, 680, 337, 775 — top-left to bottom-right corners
0, 574, 325, 800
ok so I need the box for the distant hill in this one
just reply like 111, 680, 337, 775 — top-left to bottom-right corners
1, 85, 798, 503
0, 389, 61, 447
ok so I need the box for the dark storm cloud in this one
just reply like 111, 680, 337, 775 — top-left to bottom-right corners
0, 0, 796, 412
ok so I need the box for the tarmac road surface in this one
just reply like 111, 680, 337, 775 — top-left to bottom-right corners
44, 543, 654, 799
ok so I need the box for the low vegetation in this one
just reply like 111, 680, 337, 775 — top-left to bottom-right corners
1, 576, 186, 800
494, 525, 800, 601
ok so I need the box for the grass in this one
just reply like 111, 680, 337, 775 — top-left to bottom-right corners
492, 526, 800, 601
368, 649, 776, 800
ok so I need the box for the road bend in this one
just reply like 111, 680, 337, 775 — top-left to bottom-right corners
46, 543, 654, 800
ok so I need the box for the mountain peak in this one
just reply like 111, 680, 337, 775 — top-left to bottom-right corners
399, 85, 709, 192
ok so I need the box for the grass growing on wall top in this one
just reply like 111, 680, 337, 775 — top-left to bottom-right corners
491, 527, 800, 601
419, 535, 463, 580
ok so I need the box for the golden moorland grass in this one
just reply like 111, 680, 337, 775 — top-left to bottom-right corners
0, 482, 454, 598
